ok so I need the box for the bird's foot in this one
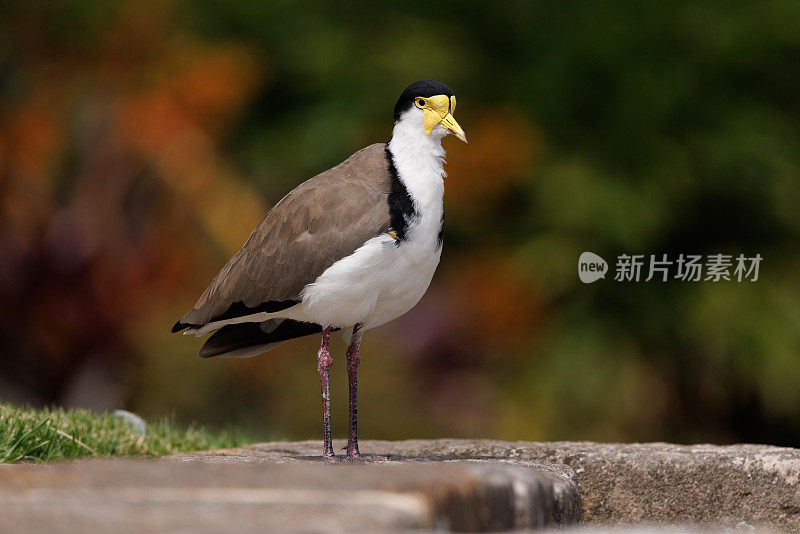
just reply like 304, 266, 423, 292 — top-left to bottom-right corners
321, 446, 390, 463
345, 454, 390, 463
322, 454, 388, 463
343, 449, 391, 462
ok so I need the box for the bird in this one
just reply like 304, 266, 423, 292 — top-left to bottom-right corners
172, 80, 466, 462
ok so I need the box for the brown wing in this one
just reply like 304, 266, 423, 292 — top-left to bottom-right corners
173, 143, 392, 330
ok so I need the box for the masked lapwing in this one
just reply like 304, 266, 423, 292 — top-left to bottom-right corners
172, 80, 466, 461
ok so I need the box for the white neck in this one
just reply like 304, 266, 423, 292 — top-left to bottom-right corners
387, 108, 447, 247
387, 108, 446, 202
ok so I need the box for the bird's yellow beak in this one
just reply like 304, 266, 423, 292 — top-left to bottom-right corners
419, 94, 467, 143
440, 113, 467, 143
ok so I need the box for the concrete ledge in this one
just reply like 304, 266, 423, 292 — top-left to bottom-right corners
173, 439, 800, 531
0, 450, 581, 532
3, 439, 797, 532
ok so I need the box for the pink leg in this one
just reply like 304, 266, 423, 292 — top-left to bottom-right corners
344, 325, 388, 462
345, 324, 363, 458
317, 326, 334, 461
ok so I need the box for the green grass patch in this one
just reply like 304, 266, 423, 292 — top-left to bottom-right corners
0, 403, 251, 463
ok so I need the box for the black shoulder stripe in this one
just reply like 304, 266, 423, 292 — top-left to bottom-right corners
385, 146, 417, 243
437, 209, 444, 248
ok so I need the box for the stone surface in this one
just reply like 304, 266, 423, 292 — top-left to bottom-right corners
520, 441, 800, 531
172, 439, 800, 531
539, 529, 765, 534
3, 439, 797, 532
0, 447, 580, 533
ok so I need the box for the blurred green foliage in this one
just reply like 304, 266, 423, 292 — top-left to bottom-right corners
1, 0, 799, 445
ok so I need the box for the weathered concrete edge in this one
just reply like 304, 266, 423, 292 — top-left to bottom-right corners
0, 458, 582, 532
363, 439, 800, 530
380, 462, 582, 530
176, 438, 800, 531
448, 463, 582, 530
164, 455, 583, 530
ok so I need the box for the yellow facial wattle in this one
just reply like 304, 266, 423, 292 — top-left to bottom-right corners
415, 94, 467, 142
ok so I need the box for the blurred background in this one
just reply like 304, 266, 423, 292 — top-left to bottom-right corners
2, 0, 799, 446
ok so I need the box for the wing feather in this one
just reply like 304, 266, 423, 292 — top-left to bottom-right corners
173, 143, 392, 330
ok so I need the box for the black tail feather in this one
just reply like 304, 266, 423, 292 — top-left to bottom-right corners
171, 320, 194, 333
199, 320, 323, 358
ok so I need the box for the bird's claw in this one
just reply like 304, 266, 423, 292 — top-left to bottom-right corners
324, 452, 390, 463
344, 452, 391, 463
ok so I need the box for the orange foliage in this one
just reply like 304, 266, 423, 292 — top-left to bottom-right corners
0, 99, 63, 240
168, 44, 262, 136
113, 33, 266, 255
3, 99, 62, 182
445, 253, 544, 353
118, 42, 261, 155
445, 113, 540, 213
0, 0, 267, 404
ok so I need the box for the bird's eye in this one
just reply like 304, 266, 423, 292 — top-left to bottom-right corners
415, 98, 425, 109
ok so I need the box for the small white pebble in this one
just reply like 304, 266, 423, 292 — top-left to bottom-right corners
112, 410, 146, 436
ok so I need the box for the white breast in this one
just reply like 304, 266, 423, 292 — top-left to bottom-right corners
290, 230, 441, 329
